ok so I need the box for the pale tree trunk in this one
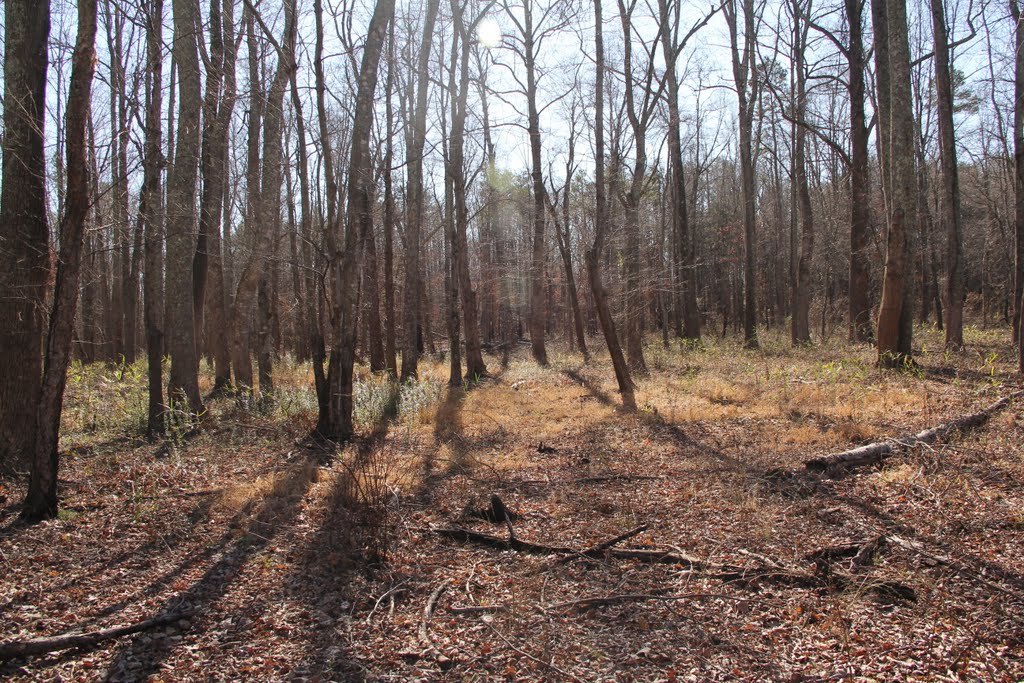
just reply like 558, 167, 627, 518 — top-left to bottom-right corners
874, 0, 917, 366
142, 0, 165, 436
319, 0, 394, 439
23, 0, 97, 521
0, 0, 50, 474
930, 0, 964, 350
590, 0, 635, 411
166, 0, 205, 412
401, 0, 442, 381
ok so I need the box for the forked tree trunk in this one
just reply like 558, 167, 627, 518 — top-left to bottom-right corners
23, 0, 97, 521
318, 0, 394, 440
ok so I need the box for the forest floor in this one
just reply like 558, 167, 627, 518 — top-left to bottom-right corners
2, 326, 1024, 682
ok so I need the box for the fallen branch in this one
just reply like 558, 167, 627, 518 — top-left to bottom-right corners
418, 579, 449, 644
556, 524, 650, 564
546, 591, 776, 613
805, 391, 1024, 475
0, 610, 194, 661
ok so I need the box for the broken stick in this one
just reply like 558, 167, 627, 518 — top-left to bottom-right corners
805, 390, 1024, 475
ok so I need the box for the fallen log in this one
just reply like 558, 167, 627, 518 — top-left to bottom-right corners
0, 610, 194, 661
805, 390, 1024, 475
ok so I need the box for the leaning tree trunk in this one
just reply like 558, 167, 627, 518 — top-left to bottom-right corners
23, 0, 97, 521
0, 0, 50, 474
590, 0, 636, 411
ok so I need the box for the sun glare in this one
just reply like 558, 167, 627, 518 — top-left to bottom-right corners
476, 18, 502, 48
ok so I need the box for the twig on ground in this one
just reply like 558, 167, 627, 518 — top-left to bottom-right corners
418, 579, 449, 644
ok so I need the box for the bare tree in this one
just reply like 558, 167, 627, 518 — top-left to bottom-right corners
590, 0, 636, 411
23, 0, 98, 521
166, 0, 206, 412
724, 0, 762, 349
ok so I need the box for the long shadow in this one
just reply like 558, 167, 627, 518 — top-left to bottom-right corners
560, 364, 1024, 604
98, 457, 323, 682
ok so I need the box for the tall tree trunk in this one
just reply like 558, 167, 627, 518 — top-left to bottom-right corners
0, 0, 50, 474
726, 0, 760, 349
319, 0, 394, 440
166, 0, 205, 412
450, 0, 487, 380
1014, 0, 1024, 367
401, 0, 442, 381
930, 0, 964, 350
142, 0, 165, 436
382, 23, 399, 376
847, 0, 873, 342
791, 0, 814, 345
874, 0, 917, 366
519, 0, 549, 366
361, 191, 386, 373
590, 0, 635, 411
658, 0, 701, 342
23, 0, 97, 521
196, 0, 236, 388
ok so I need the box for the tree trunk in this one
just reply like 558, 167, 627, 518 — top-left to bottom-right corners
930, 0, 964, 350
874, 0, 917, 367
450, 0, 487, 380
790, 0, 814, 346
590, 0, 635, 411
166, 0, 205, 412
1015, 0, 1024, 370
319, 0, 394, 440
0, 0, 50, 474
846, 0, 874, 343
382, 24, 399, 376
142, 0, 165, 436
23, 0, 97, 521
400, 0, 442, 381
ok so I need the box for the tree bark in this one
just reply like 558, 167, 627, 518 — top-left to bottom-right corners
23, 0, 97, 521
874, 0, 917, 367
400, 0, 442, 381
790, 0, 814, 346
846, 0, 874, 343
166, 0, 205, 413
142, 0, 165, 436
319, 0, 394, 440
590, 0, 635, 411
930, 0, 963, 349
0, 0, 50, 474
